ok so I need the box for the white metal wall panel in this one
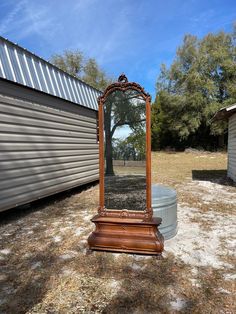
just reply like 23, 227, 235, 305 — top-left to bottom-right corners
0, 36, 101, 110
0, 92, 99, 212
228, 114, 236, 182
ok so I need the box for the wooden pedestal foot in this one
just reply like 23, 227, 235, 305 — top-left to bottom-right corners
156, 254, 164, 260
88, 215, 164, 256
85, 247, 93, 255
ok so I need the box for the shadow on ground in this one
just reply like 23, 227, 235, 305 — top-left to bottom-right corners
0, 181, 98, 313
100, 256, 178, 313
0, 181, 98, 225
1, 243, 58, 314
192, 170, 235, 186
105, 175, 146, 210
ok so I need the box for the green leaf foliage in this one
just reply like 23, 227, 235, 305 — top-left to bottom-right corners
152, 24, 236, 150
104, 90, 146, 175
50, 50, 112, 91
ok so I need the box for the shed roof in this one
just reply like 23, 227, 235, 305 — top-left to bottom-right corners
213, 104, 236, 120
0, 36, 101, 111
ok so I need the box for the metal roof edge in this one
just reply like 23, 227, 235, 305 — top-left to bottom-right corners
0, 35, 103, 94
213, 103, 236, 121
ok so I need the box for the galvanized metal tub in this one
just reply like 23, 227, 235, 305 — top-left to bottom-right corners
152, 184, 178, 240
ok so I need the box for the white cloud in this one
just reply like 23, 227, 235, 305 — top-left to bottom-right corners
0, 0, 58, 41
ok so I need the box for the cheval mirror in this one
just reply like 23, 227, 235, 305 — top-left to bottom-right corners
88, 74, 164, 256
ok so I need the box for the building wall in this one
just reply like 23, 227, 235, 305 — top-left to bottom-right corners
0, 80, 99, 212
228, 113, 236, 182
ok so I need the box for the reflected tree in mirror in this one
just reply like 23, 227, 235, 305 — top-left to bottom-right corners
103, 89, 146, 211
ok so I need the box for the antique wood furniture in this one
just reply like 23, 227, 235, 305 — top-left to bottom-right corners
87, 74, 164, 255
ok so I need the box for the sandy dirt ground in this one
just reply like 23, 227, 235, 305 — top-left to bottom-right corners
0, 151, 235, 314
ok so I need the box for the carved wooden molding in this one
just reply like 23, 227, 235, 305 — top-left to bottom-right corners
98, 75, 151, 104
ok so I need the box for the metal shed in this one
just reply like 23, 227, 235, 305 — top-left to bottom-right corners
0, 36, 101, 212
213, 104, 236, 182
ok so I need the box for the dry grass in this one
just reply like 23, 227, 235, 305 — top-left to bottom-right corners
152, 151, 235, 214
152, 151, 229, 186
0, 151, 235, 314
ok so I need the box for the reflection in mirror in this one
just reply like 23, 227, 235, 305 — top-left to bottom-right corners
104, 89, 146, 211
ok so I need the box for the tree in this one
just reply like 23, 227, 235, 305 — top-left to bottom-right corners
50, 50, 84, 77
50, 50, 112, 91
126, 129, 146, 161
153, 25, 236, 150
113, 129, 146, 163
83, 58, 111, 90
50, 51, 146, 174
104, 91, 146, 175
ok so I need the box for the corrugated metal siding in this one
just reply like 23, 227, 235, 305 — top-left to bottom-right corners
0, 91, 99, 212
0, 36, 100, 111
228, 114, 236, 182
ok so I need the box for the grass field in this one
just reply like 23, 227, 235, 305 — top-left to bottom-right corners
0, 151, 235, 313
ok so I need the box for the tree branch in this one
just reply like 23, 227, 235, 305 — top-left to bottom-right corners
111, 118, 146, 137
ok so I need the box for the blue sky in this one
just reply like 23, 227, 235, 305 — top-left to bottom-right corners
0, 0, 235, 98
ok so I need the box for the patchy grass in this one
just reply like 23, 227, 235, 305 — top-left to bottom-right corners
152, 151, 230, 186
0, 151, 235, 313
152, 151, 235, 214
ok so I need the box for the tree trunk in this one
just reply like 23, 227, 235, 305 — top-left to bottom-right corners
218, 134, 224, 148
104, 106, 115, 176
105, 130, 115, 176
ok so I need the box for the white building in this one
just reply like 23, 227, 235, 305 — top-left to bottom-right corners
214, 104, 236, 182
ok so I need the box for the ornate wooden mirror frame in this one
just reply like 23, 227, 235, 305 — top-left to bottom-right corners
88, 74, 164, 256
98, 74, 152, 220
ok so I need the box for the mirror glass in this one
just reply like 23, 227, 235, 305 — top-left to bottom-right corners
103, 89, 146, 211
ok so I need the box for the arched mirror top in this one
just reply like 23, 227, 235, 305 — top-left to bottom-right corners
98, 74, 151, 104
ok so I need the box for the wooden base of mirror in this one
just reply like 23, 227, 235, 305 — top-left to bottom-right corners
88, 215, 164, 255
